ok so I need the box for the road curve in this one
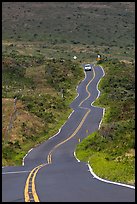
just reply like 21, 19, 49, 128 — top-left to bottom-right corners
2, 64, 135, 202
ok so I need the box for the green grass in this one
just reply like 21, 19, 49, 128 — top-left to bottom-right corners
76, 59, 135, 185
76, 131, 135, 185
89, 152, 134, 185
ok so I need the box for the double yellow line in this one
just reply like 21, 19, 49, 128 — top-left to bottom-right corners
24, 66, 96, 202
24, 164, 47, 202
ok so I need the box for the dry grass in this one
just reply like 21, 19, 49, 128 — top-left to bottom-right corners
2, 98, 45, 142
2, 98, 14, 138
125, 149, 135, 158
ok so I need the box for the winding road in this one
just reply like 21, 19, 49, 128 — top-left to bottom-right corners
2, 64, 135, 202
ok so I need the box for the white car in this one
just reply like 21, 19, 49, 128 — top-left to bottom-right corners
84, 64, 92, 71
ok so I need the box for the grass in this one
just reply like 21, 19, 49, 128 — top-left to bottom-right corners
2, 2, 135, 62
75, 59, 135, 186
89, 152, 134, 185
2, 2, 135, 47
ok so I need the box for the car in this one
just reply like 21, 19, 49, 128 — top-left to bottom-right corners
84, 64, 92, 71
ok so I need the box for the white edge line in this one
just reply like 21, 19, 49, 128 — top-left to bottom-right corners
2, 170, 31, 174
73, 64, 135, 190
22, 148, 33, 166
98, 108, 105, 129
91, 65, 105, 129
74, 151, 80, 162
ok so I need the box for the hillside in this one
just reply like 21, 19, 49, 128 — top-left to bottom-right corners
2, 54, 83, 165
2, 2, 135, 61
2, 2, 135, 185
76, 59, 135, 185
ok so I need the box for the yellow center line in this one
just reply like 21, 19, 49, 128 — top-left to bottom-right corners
24, 65, 96, 202
31, 166, 42, 202
24, 164, 47, 202
79, 66, 96, 107
48, 109, 91, 159
47, 66, 96, 163
24, 167, 37, 202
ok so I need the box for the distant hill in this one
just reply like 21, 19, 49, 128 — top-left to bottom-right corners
2, 2, 135, 47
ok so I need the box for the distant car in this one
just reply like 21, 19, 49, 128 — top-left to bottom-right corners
84, 64, 92, 71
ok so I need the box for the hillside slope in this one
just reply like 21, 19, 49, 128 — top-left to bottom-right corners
76, 59, 135, 185
2, 2, 135, 61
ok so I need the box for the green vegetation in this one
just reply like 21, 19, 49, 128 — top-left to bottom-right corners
2, 2, 135, 47
76, 59, 135, 185
2, 2, 135, 61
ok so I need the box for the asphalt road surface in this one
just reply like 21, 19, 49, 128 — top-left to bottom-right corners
2, 64, 135, 202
